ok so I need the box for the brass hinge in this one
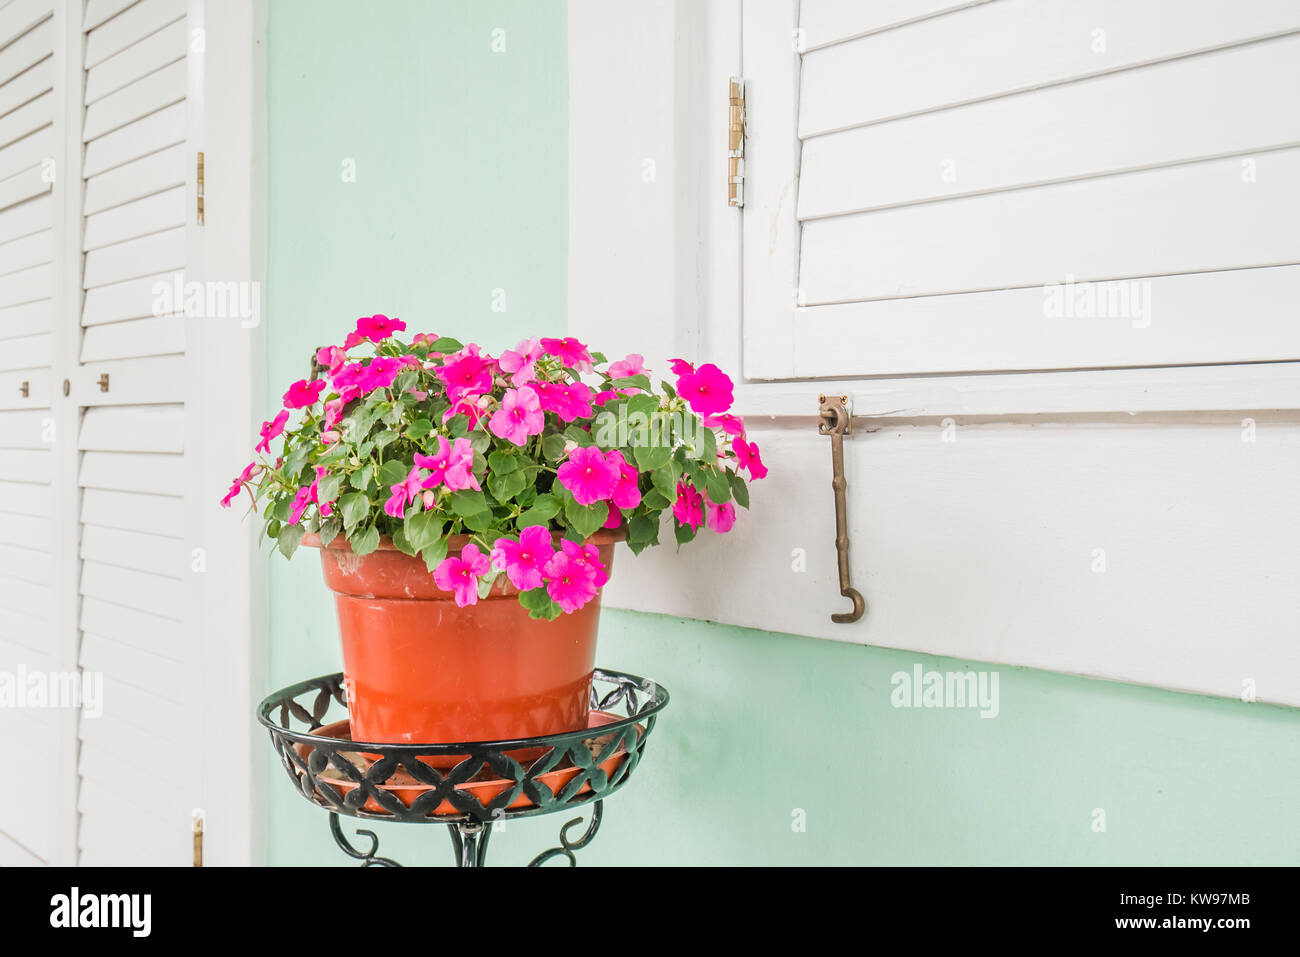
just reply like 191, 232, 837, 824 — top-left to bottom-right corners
728, 77, 745, 207
196, 151, 205, 225
193, 808, 204, 866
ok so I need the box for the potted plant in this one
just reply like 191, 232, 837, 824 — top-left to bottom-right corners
224, 315, 767, 748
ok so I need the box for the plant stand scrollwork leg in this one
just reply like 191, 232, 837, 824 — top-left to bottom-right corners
447, 820, 493, 867
329, 813, 402, 867
528, 800, 603, 867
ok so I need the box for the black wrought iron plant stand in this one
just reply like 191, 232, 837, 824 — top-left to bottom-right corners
259, 669, 668, 867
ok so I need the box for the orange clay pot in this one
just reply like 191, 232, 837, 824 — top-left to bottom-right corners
303, 530, 620, 754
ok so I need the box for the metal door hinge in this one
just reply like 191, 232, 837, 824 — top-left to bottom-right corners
193, 809, 204, 866
196, 151, 205, 225
728, 77, 745, 207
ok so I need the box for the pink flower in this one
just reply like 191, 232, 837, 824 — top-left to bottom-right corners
255, 410, 290, 454
433, 544, 491, 607
534, 381, 594, 422
356, 314, 406, 342
498, 338, 543, 386
607, 354, 647, 380
667, 358, 695, 376
356, 356, 404, 392
592, 390, 619, 406
542, 550, 601, 613
283, 378, 325, 409
288, 485, 314, 524
605, 449, 642, 509
559, 538, 608, 587
219, 462, 260, 508
415, 436, 480, 492
603, 502, 623, 528
540, 336, 595, 372
557, 446, 618, 505
412, 332, 440, 347
384, 466, 425, 519
706, 500, 736, 534
323, 398, 346, 430
315, 345, 347, 374
310, 465, 335, 518
437, 345, 494, 404
676, 362, 734, 416
489, 385, 544, 446
342, 330, 367, 350
490, 526, 556, 591
703, 413, 746, 437
733, 436, 768, 480
672, 481, 705, 531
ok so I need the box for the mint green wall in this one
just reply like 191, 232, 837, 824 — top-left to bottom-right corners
264, 0, 1300, 866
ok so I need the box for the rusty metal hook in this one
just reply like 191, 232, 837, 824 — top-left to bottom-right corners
818, 394, 866, 623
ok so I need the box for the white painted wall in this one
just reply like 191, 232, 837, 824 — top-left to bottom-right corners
568, 0, 1300, 706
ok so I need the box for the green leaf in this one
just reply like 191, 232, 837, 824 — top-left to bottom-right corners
488, 469, 527, 504
542, 432, 568, 462
406, 418, 434, 440
404, 511, 443, 553
727, 469, 750, 509
633, 442, 671, 471
704, 467, 730, 505
643, 489, 671, 509
429, 336, 464, 353
373, 429, 399, 450
421, 535, 448, 573
277, 523, 305, 559
518, 586, 562, 621
391, 525, 417, 556
317, 514, 342, 547
517, 493, 561, 528
488, 450, 520, 474
565, 497, 607, 540
282, 446, 309, 481
316, 472, 342, 505
563, 425, 594, 447
627, 514, 660, 554
626, 393, 659, 419
608, 374, 652, 393
651, 462, 678, 499
469, 430, 491, 454
350, 523, 380, 557
450, 489, 488, 518
337, 491, 369, 530
377, 459, 409, 487
350, 463, 374, 491
674, 520, 698, 545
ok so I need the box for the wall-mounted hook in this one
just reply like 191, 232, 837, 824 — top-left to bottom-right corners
818, 394, 866, 623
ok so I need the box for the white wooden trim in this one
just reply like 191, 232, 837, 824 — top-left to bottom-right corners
47, 0, 83, 869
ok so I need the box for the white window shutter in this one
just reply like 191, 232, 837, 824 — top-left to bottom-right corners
743, 0, 1300, 380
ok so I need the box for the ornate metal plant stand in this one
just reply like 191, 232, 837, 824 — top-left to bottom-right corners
258, 669, 668, 867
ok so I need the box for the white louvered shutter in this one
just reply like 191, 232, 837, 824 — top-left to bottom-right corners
742, 0, 1300, 379
73, 0, 196, 867
0, 0, 58, 867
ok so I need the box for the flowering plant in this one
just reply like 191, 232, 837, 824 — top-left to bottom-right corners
223, 316, 767, 618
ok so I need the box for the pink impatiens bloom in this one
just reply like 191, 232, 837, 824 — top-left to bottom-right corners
706, 500, 736, 534
415, 435, 480, 492
733, 436, 768, 480
540, 336, 595, 372
703, 412, 746, 437
667, 358, 695, 376
437, 345, 494, 404
356, 314, 406, 342
255, 410, 289, 454
490, 525, 556, 591
498, 337, 544, 386
442, 394, 492, 429
433, 544, 491, 608
315, 345, 347, 374
558, 538, 608, 588
489, 385, 544, 447
288, 485, 314, 524
356, 356, 404, 393
384, 466, 426, 519
672, 481, 705, 531
283, 378, 325, 409
607, 354, 647, 380
675, 362, 734, 417
603, 502, 623, 528
556, 446, 618, 505
605, 449, 642, 510
219, 462, 260, 508
533, 381, 594, 423
542, 549, 601, 614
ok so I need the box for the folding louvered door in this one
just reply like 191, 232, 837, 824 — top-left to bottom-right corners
73, 0, 198, 867
0, 0, 59, 867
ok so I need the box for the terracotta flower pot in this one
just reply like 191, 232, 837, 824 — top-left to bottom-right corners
303, 530, 620, 755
